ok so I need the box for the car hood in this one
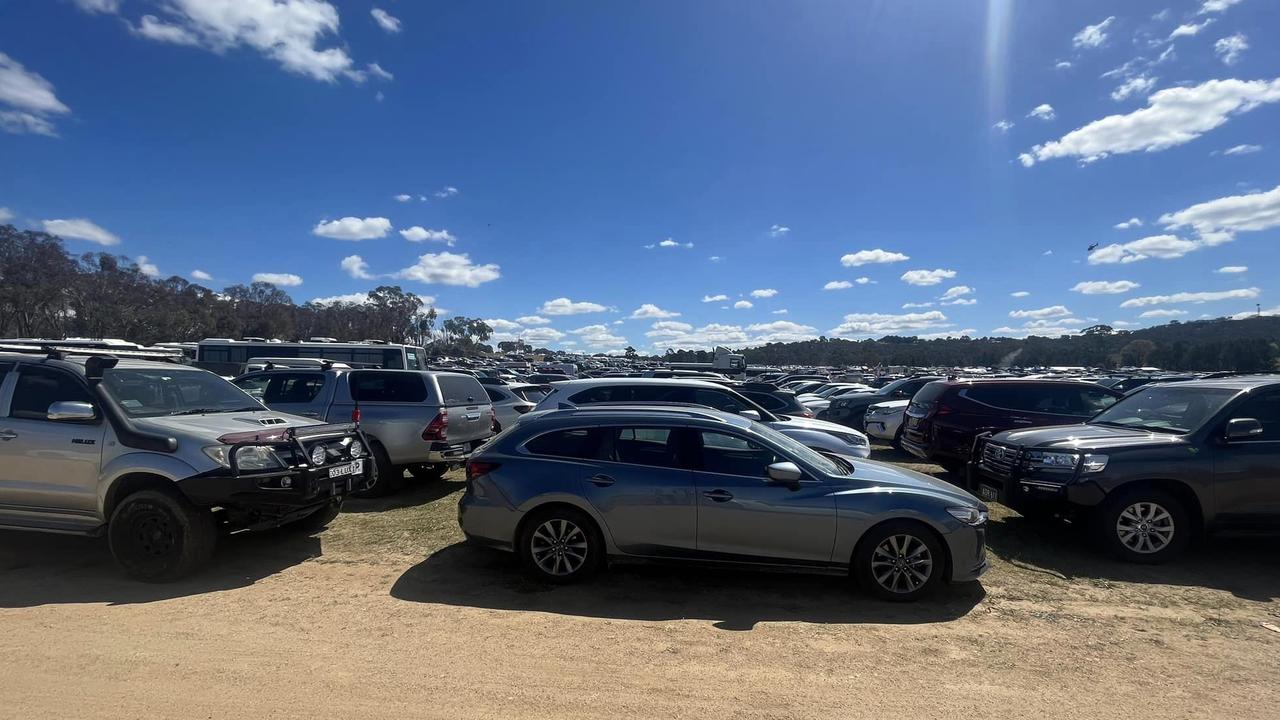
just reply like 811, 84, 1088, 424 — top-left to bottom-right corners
992, 423, 1188, 451
132, 410, 321, 440
868, 399, 910, 412
837, 458, 982, 507
772, 414, 864, 436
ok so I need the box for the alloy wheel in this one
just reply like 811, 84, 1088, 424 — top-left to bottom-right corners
870, 533, 934, 594
1115, 501, 1175, 554
530, 518, 589, 576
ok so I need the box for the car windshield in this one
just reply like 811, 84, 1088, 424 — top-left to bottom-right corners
1090, 386, 1239, 434
748, 420, 848, 476
102, 368, 264, 418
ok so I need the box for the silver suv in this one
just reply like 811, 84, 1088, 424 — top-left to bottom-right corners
0, 347, 370, 581
233, 367, 495, 496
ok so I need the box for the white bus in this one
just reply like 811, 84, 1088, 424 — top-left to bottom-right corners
195, 338, 427, 374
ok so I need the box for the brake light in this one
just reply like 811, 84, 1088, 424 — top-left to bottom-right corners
217, 429, 288, 444
490, 407, 500, 433
351, 407, 361, 424
466, 460, 501, 481
934, 402, 955, 416
422, 410, 449, 441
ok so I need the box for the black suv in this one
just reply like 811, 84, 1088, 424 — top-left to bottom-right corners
818, 375, 943, 428
972, 375, 1280, 563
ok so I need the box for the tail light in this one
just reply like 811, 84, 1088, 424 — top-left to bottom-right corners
490, 407, 500, 433
466, 460, 501, 481
351, 407, 361, 424
422, 410, 449, 441
934, 402, 955, 416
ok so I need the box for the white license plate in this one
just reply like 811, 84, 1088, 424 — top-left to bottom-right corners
329, 459, 364, 479
978, 484, 1000, 502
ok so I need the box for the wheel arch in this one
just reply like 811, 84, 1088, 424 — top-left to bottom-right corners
1106, 478, 1206, 541
850, 516, 953, 584
514, 498, 611, 554
98, 453, 199, 518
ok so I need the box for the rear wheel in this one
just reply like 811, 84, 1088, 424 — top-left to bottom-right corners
1096, 488, 1189, 564
352, 442, 399, 498
518, 507, 603, 584
407, 463, 449, 481
854, 521, 944, 602
108, 489, 217, 582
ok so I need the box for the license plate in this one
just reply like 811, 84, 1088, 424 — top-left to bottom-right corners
978, 484, 1001, 502
329, 459, 364, 479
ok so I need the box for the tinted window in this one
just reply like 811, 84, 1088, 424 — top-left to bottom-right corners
525, 428, 604, 459
235, 373, 325, 404
1079, 388, 1119, 414
10, 366, 95, 420
1226, 393, 1280, 441
910, 381, 951, 406
350, 372, 427, 403
484, 387, 505, 402
693, 388, 750, 413
437, 375, 486, 405
696, 431, 782, 477
0, 363, 10, 391
742, 391, 786, 412
610, 427, 679, 468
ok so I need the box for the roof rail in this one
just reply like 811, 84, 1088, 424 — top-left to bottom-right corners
0, 343, 184, 363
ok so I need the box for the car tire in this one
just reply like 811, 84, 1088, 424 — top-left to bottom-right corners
407, 463, 449, 482
891, 426, 905, 451
287, 500, 343, 533
107, 489, 217, 582
352, 442, 399, 498
1096, 488, 1189, 564
853, 520, 945, 602
518, 506, 603, 584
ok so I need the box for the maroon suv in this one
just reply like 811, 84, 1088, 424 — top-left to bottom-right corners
899, 379, 1123, 472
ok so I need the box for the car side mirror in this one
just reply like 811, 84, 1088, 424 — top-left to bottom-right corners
766, 461, 803, 483
48, 401, 96, 422
894, 390, 910, 398
738, 409, 761, 421
1226, 418, 1264, 440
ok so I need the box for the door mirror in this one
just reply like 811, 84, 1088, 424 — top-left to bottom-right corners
1226, 418, 1264, 440
738, 409, 761, 421
893, 390, 910, 398
766, 461, 803, 483
47, 401, 96, 422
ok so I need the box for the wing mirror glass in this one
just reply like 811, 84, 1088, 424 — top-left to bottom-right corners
766, 461, 803, 483
1226, 418, 1264, 440
47, 401, 96, 422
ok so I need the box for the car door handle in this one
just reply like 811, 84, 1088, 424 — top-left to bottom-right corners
588, 474, 616, 487
703, 489, 734, 502
0, 430, 15, 441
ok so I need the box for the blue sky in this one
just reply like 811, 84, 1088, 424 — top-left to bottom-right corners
1, 0, 1278, 354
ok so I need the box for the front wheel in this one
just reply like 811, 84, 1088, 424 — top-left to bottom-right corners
352, 442, 399, 498
854, 521, 944, 602
107, 489, 217, 582
1096, 488, 1189, 564
518, 507, 603, 584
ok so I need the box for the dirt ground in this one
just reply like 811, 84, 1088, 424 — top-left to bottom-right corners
2, 445, 1279, 719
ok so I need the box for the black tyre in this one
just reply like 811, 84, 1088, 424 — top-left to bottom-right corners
854, 521, 945, 602
1096, 488, 1189, 564
407, 463, 449, 482
352, 442, 400, 498
891, 426, 905, 451
107, 489, 217, 582
287, 500, 343, 533
518, 506, 603, 584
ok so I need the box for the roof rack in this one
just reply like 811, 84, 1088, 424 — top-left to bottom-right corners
0, 343, 184, 363
549, 403, 733, 419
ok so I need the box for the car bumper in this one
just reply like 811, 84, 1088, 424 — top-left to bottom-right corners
947, 524, 989, 583
179, 458, 369, 526
457, 482, 518, 552
970, 463, 1106, 510
862, 419, 897, 441
424, 438, 490, 465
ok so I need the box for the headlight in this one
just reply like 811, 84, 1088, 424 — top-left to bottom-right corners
1025, 450, 1079, 471
203, 445, 285, 471
946, 506, 988, 526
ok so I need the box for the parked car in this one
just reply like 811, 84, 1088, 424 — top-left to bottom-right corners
527, 378, 870, 462
972, 376, 1280, 564
459, 405, 988, 600
863, 399, 911, 447
900, 379, 1123, 473
483, 382, 543, 430
819, 375, 944, 428
527, 373, 574, 384
0, 347, 369, 580
233, 367, 494, 495
738, 386, 814, 418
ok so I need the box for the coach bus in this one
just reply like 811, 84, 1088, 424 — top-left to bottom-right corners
195, 338, 427, 375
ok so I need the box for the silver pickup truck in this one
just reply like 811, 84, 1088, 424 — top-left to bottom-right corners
233, 367, 495, 496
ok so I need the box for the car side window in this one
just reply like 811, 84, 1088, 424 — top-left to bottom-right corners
485, 387, 505, 402
609, 427, 680, 468
351, 372, 427, 403
261, 374, 326, 404
525, 428, 605, 459
9, 366, 96, 421
744, 392, 785, 412
1079, 389, 1119, 414
693, 389, 749, 413
696, 431, 780, 477
1226, 393, 1280, 441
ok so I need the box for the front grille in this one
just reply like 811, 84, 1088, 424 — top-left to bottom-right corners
982, 442, 1019, 477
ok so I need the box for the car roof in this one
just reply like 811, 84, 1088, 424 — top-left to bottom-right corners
0, 353, 197, 374
532, 404, 754, 429
1136, 375, 1280, 392
550, 377, 726, 390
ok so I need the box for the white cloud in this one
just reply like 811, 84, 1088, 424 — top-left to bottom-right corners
393, 193, 412, 202
841, 248, 909, 267
393, 252, 501, 287
310, 292, 371, 305
0, 52, 71, 136
72, 0, 122, 13
41, 218, 120, 246
1217, 265, 1248, 273
902, 302, 934, 309
900, 268, 956, 286
1139, 308, 1189, 318
514, 315, 550, 325
643, 320, 816, 350
733, 300, 753, 309
1027, 104, 1055, 121
1111, 75, 1158, 102
824, 280, 853, 290
485, 318, 523, 333
708, 256, 722, 262
571, 324, 628, 349
1215, 34, 1249, 65
992, 320, 1085, 338
646, 237, 693, 249
769, 224, 790, 237
518, 327, 567, 346
940, 286, 974, 300
702, 294, 729, 302
1088, 234, 1199, 264
629, 303, 681, 319
744, 320, 819, 343
1121, 287, 1259, 307
750, 288, 778, 298
1073, 17, 1115, 49
1010, 305, 1071, 319
916, 329, 977, 340
1019, 78, 1280, 167
124, 0, 363, 83
312, 216, 392, 240
829, 311, 951, 338
772, 309, 789, 315
135, 256, 160, 277
252, 272, 302, 287
340, 254, 375, 280
1159, 184, 1280, 243
943, 298, 977, 306
370, 8, 401, 33
434, 186, 459, 198
1010, 291, 1030, 298
855, 277, 875, 285
1222, 143, 1262, 155
1055, 61, 1072, 70
1169, 19, 1215, 40
366, 62, 393, 81
1199, 0, 1243, 13
993, 119, 1014, 133
540, 297, 608, 315
190, 269, 213, 281
400, 226, 456, 245
1071, 280, 1141, 294
1114, 217, 1143, 229
0, 207, 12, 223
